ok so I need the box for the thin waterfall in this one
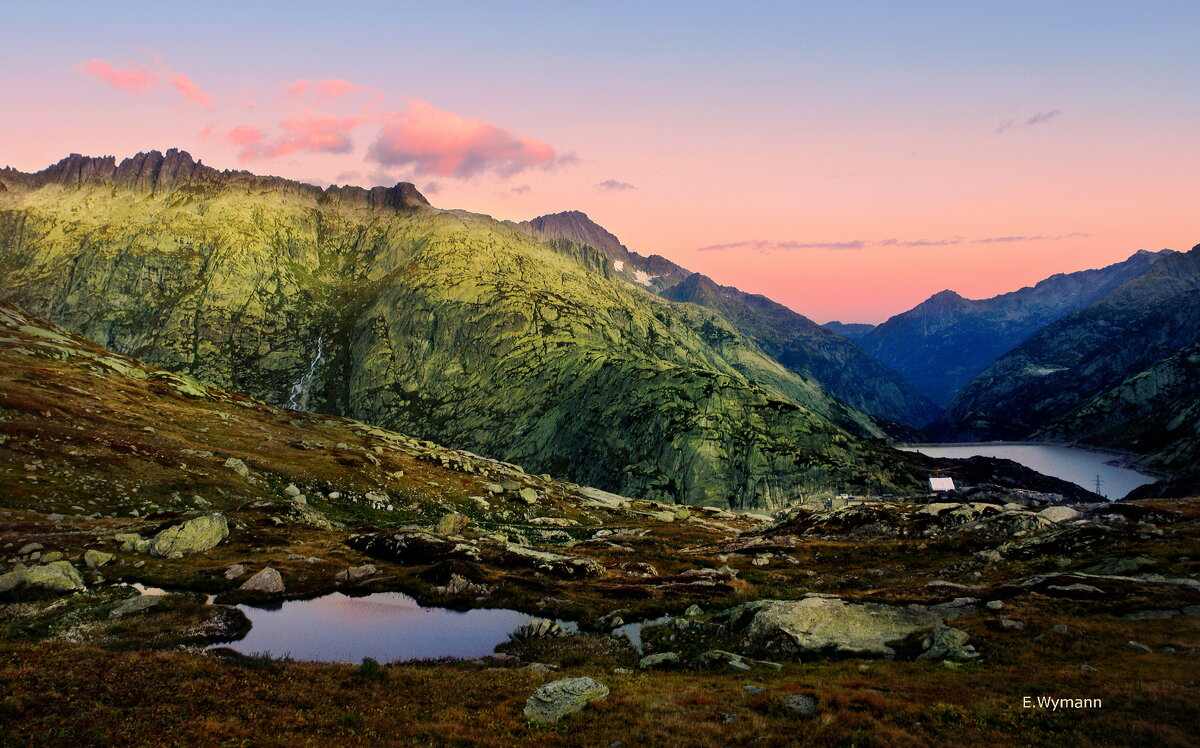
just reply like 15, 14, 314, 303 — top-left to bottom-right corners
287, 336, 324, 411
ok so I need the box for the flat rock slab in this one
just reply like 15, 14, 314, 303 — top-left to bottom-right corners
523, 677, 609, 724
730, 597, 943, 658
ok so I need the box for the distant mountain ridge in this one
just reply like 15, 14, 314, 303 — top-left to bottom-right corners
513, 211, 941, 428
858, 249, 1175, 406
931, 244, 1200, 496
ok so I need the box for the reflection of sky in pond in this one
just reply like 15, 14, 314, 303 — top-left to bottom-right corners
899, 443, 1157, 500
217, 591, 578, 663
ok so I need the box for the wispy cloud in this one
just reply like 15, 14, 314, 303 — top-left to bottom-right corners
510, 184, 532, 194
596, 179, 635, 191
76, 60, 157, 96
971, 232, 1088, 243
170, 73, 212, 106
77, 57, 212, 106
697, 233, 1089, 253
996, 109, 1062, 135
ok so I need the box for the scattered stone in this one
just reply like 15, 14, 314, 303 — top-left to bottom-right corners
110, 595, 162, 618
998, 617, 1025, 631
1080, 664, 1097, 673
985, 600, 1004, 611
917, 626, 978, 662
283, 484, 302, 497
148, 514, 230, 557
1052, 624, 1083, 636
240, 567, 285, 594
743, 685, 765, 694
509, 619, 571, 642
528, 663, 554, 675
751, 554, 771, 567
1039, 506, 1081, 523
523, 677, 609, 724
783, 694, 819, 718
84, 549, 114, 569
223, 564, 246, 580
40, 551, 63, 563
115, 533, 149, 553
639, 652, 681, 669
18, 542, 44, 556
517, 488, 539, 505
975, 550, 1003, 564
436, 512, 469, 536
335, 564, 377, 582
695, 650, 752, 671
1127, 640, 1152, 654
224, 457, 250, 477
684, 604, 703, 617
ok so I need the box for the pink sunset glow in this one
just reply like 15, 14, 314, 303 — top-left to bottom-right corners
5, 4, 1195, 324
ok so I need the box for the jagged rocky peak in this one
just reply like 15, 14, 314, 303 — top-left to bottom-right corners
35, 149, 220, 193
519, 210, 631, 260
322, 182, 431, 210
3, 149, 433, 211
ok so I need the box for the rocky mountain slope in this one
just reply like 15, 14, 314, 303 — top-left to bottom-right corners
933, 246, 1200, 493
858, 249, 1173, 406
514, 211, 940, 428
4, 298, 1198, 747
0, 151, 920, 509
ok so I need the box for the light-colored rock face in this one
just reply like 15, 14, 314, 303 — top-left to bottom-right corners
1039, 506, 1082, 523
734, 597, 942, 658
240, 566, 285, 593
148, 514, 229, 557
523, 677, 609, 724
84, 549, 114, 569
0, 561, 86, 593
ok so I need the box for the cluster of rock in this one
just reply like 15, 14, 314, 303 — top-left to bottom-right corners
346, 530, 604, 579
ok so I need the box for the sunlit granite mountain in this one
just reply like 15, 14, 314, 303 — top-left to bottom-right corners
0, 150, 926, 509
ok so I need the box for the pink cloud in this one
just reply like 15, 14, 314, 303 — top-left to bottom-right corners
318, 78, 363, 98
77, 59, 157, 95
239, 112, 370, 160
284, 79, 311, 98
170, 73, 212, 106
367, 99, 559, 178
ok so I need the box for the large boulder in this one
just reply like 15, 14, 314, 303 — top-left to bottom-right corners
148, 514, 229, 557
523, 677, 609, 724
725, 597, 943, 658
0, 561, 86, 593
348, 531, 481, 564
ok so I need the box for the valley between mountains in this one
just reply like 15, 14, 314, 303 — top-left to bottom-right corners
0, 152, 1198, 746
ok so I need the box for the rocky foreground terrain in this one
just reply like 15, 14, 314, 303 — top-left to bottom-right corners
1, 302, 1198, 746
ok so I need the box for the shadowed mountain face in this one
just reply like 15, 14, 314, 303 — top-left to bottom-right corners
822, 321, 875, 341
858, 250, 1174, 407
514, 212, 940, 429
0, 151, 923, 509
931, 245, 1200, 495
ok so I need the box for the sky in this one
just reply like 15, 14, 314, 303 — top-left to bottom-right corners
2, 1, 1197, 323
